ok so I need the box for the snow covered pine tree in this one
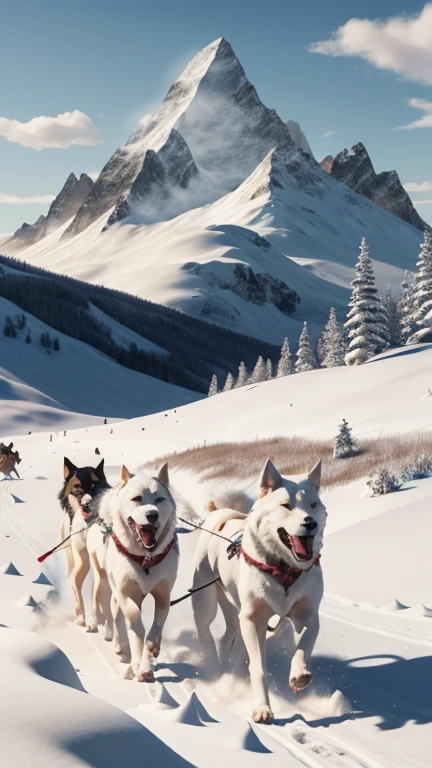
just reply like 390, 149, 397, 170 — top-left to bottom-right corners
250, 356, 266, 383
295, 322, 317, 373
208, 374, 218, 396
222, 372, 234, 391
383, 285, 401, 349
333, 418, 357, 458
408, 229, 432, 343
318, 307, 345, 367
235, 361, 248, 388
345, 238, 386, 365
265, 358, 273, 381
276, 337, 292, 377
399, 272, 416, 343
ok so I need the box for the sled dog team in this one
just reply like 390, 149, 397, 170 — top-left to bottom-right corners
61, 455, 326, 724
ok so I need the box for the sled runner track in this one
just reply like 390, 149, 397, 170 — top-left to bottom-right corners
2, 486, 51, 553
263, 721, 385, 768
320, 604, 432, 649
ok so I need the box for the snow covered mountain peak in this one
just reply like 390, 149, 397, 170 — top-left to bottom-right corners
61, 38, 296, 239
321, 142, 427, 231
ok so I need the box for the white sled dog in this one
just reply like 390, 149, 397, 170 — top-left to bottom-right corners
82, 463, 179, 682
192, 458, 326, 724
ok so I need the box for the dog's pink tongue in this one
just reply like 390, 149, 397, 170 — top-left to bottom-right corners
140, 528, 156, 548
292, 536, 310, 557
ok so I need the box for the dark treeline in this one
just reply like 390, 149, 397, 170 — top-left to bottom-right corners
0, 255, 280, 393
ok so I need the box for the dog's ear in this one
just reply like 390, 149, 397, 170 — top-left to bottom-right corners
64, 457, 77, 479
308, 460, 322, 492
157, 462, 169, 486
95, 459, 105, 479
258, 458, 283, 498
121, 465, 132, 485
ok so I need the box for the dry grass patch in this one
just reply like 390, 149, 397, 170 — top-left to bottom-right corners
145, 433, 432, 490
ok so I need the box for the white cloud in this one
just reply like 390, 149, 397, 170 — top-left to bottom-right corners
322, 130, 335, 138
396, 98, 432, 129
404, 180, 432, 192
87, 170, 99, 182
0, 193, 55, 205
308, 3, 432, 85
0, 110, 102, 150
412, 199, 432, 205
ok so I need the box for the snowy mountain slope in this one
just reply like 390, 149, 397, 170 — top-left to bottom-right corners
8, 144, 422, 339
88, 303, 168, 356
0, 297, 199, 433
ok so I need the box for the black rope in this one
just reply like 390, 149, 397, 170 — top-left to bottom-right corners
170, 576, 220, 606
177, 515, 233, 543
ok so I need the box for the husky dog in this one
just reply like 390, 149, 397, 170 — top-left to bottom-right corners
85, 463, 179, 681
59, 457, 109, 626
192, 458, 326, 724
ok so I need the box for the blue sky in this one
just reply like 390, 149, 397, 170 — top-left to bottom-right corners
0, 0, 431, 232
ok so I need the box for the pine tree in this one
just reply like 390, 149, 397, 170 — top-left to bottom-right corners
344, 238, 387, 365
265, 358, 273, 381
398, 272, 416, 343
4, 316, 16, 338
408, 229, 432, 341
333, 418, 357, 459
222, 372, 234, 392
235, 361, 248, 388
25, 332, 32, 344
276, 337, 292, 377
295, 322, 317, 373
383, 285, 401, 348
53, 337, 60, 351
208, 374, 218, 396
250, 355, 266, 383
318, 307, 345, 367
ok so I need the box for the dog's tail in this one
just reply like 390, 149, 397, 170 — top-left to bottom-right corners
205, 490, 251, 517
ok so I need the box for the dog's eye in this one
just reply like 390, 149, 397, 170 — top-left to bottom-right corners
311, 501, 317, 509
280, 502, 292, 511
131, 495, 142, 503
155, 496, 165, 504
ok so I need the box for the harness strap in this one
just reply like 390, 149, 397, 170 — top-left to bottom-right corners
239, 546, 320, 593
110, 530, 177, 574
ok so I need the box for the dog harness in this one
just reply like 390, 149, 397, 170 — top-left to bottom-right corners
109, 530, 177, 575
239, 545, 320, 593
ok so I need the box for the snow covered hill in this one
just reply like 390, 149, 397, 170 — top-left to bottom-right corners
3, 38, 423, 342
1, 344, 431, 767
0, 296, 199, 433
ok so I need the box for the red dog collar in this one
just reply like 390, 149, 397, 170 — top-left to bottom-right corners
239, 545, 320, 592
110, 531, 177, 574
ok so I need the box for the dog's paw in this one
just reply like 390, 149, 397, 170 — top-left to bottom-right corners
146, 638, 160, 658
137, 670, 155, 683
86, 623, 98, 634
123, 665, 135, 680
115, 644, 131, 663
74, 615, 86, 627
252, 704, 273, 724
289, 672, 312, 693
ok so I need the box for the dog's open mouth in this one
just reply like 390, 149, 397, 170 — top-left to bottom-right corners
128, 517, 158, 549
278, 527, 314, 562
